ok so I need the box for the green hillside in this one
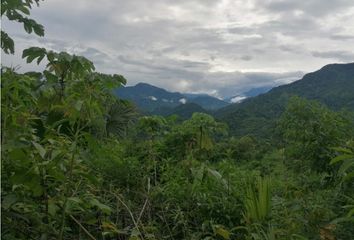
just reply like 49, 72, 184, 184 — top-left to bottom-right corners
216, 63, 354, 137
152, 102, 209, 119
115, 82, 229, 113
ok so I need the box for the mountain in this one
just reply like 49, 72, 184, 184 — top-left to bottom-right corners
187, 95, 228, 110
225, 86, 273, 103
216, 63, 354, 137
115, 83, 184, 113
243, 86, 273, 97
183, 93, 228, 109
115, 82, 229, 113
152, 102, 208, 119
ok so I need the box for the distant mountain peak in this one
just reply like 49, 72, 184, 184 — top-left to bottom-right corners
115, 82, 230, 114
135, 82, 150, 87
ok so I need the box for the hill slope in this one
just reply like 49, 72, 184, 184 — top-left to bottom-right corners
115, 82, 229, 112
152, 102, 209, 119
216, 63, 354, 137
188, 95, 229, 110
115, 83, 184, 113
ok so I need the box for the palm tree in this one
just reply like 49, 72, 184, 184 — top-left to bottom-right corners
105, 100, 138, 138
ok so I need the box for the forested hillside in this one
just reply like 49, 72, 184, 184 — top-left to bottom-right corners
216, 63, 354, 137
1, 1, 354, 240
115, 83, 229, 113
115, 83, 185, 113
152, 102, 209, 119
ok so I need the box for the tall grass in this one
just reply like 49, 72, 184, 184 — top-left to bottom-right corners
243, 177, 272, 224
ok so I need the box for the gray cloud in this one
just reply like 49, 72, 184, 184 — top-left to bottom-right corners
330, 34, 354, 41
258, 0, 353, 16
2, 0, 354, 98
312, 51, 354, 62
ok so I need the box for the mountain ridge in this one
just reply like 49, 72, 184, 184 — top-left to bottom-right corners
115, 82, 229, 112
215, 62, 354, 137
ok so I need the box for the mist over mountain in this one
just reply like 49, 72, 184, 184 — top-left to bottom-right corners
225, 86, 276, 103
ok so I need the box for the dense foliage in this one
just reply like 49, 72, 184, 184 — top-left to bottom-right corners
1, 1, 354, 240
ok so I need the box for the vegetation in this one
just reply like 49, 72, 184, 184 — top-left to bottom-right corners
115, 83, 229, 113
216, 63, 354, 137
1, 1, 354, 239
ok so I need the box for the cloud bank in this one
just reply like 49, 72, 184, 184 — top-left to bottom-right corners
2, 0, 354, 98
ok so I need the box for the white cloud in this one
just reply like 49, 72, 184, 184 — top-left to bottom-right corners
2, 0, 354, 98
230, 96, 247, 103
179, 98, 187, 104
148, 96, 158, 101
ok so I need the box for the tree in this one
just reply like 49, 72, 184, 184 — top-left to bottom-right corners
183, 112, 227, 151
1, 2, 134, 238
279, 96, 350, 172
1, 0, 44, 54
106, 100, 138, 138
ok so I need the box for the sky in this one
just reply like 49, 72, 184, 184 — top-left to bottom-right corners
2, 0, 354, 98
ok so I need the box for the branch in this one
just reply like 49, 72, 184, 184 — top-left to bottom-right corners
69, 215, 97, 240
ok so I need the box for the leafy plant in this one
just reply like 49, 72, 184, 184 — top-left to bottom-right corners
1, 0, 44, 54
243, 177, 272, 225
279, 96, 350, 172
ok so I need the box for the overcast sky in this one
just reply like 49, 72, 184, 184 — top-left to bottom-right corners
2, 0, 354, 98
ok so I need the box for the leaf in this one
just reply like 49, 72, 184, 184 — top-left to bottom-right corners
22, 47, 46, 64
347, 208, 354, 217
344, 171, 354, 181
89, 198, 112, 214
332, 147, 353, 154
43, 70, 58, 84
330, 154, 353, 165
32, 141, 46, 159
50, 149, 62, 161
28, 177, 43, 197
8, 148, 27, 162
32, 22, 44, 36
48, 200, 59, 216
101, 221, 119, 233
214, 225, 230, 239
207, 168, 222, 180
2, 194, 18, 210
18, 5, 30, 15
67, 197, 83, 204
129, 228, 141, 239
74, 100, 84, 111
338, 159, 354, 176
1, 30, 15, 54
291, 234, 309, 240
66, 197, 85, 213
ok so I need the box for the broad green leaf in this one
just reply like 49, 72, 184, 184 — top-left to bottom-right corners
89, 198, 112, 214
74, 100, 84, 111
32, 141, 46, 159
